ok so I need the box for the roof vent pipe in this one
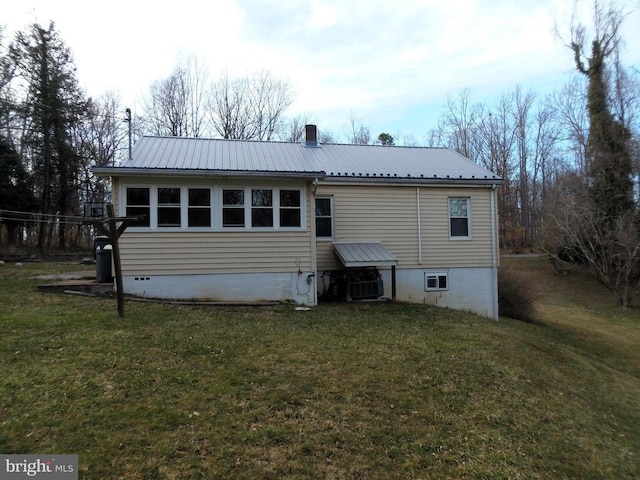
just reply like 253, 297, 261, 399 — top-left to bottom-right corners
305, 124, 318, 147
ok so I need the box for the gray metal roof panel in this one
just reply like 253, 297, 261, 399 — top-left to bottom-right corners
333, 241, 398, 267
106, 136, 501, 182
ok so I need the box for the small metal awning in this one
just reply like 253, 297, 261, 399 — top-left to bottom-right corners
332, 241, 398, 268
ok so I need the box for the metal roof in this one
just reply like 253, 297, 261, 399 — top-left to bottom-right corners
92, 135, 502, 184
333, 241, 398, 268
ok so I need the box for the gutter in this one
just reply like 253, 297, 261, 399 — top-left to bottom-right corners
416, 187, 422, 265
91, 167, 327, 180
490, 184, 499, 320
92, 167, 503, 187
319, 177, 503, 187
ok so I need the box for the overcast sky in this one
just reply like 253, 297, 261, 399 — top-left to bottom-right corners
3, 0, 640, 143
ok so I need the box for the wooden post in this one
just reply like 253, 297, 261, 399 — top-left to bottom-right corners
106, 204, 125, 317
391, 265, 397, 301
87, 205, 141, 318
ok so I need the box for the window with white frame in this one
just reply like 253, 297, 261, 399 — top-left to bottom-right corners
449, 197, 470, 238
425, 273, 448, 291
280, 190, 301, 227
188, 188, 211, 227
315, 197, 333, 238
222, 189, 245, 227
125, 185, 303, 230
251, 189, 273, 227
126, 187, 150, 227
157, 187, 181, 227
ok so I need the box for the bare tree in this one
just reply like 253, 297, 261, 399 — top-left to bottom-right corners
552, 78, 590, 175
345, 111, 371, 145
280, 113, 313, 142
549, 194, 640, 308
208, 70, 294, 140
513, 87, 536, 244
437, 89, 484, 160
76, 91, 128, 208
318, 129, 336, 144
141, 55, 209, 137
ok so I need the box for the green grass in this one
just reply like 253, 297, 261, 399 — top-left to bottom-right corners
0, 259, 638, 479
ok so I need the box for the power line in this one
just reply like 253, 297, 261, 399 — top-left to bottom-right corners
0, 208, 100, 225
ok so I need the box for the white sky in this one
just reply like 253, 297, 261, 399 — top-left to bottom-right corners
3, 0, 640, 143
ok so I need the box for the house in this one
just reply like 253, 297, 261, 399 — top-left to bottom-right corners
92, 125, 502, 318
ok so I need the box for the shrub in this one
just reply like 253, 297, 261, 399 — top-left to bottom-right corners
498, 264, 537, 322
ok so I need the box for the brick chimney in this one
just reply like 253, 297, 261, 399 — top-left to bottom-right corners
305, 124, 318, 147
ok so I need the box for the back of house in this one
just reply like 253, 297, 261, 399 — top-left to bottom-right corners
93, 125, 502, 318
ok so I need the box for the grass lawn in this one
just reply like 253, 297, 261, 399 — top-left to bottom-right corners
0, 257, 638, 479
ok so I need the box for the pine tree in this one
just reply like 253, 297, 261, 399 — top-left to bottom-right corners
10, 22, 87, 250
0, 136, 38, 245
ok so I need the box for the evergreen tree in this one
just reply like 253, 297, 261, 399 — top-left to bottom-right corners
377, 133, 395, 145
0, 136, 38, 245
10, 22, 88, 250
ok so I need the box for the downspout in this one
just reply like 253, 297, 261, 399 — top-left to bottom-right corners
490, 184, 499, 320
311, 178, 319, 306
416, 187, 422, 264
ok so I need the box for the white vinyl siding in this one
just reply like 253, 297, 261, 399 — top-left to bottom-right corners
113, 177, 314, 277
118, 231, 313, 276
315, 184, 493, 271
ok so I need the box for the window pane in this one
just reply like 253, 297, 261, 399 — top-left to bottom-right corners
127, 188, 149, 205
252, 208, 273, 227
223, 208, 244, 227
158, 207, 181, 227
315, 198, 331, 216
316, 217, 332, 237
280, 190, 300, 207
188, 209, 211, 227
450, 218, 469, 237
449, 198, 468, 217
438, 275, 447, 289
158, 187, 180, 204
189, 188, 210, 206
252, 189, 272, 207
223, 190, 244, 206
126, 207, 150, 227
427, 276, 437, 289
281, 209, 301, 227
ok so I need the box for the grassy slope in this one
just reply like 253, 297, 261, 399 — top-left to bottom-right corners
0, 258, 638, 479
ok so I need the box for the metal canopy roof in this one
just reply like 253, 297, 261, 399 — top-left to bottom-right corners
333, 241, 398, 268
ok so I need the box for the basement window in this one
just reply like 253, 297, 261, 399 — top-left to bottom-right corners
425, 273, 448, 291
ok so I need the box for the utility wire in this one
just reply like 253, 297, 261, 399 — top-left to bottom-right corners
0, 208, 105, 225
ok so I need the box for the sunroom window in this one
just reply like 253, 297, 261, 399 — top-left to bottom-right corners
223, 189, 245, 227
251, 189, 273, 227
280, 190, 301, 227
126, 188, 150, 227
157, 187, 181, 227
188, 188, 211, 227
